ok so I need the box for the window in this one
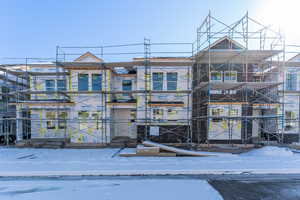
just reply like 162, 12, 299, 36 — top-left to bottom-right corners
224, 71, 237, 82
167, 72, 177, 90
211, 108, 223, 116
286, 72, 297, 91
58, 112, 67, 129
78, 74, 89, 91
285, 111, 296, 130
229, 109, 238, 116
211, 71, 222, 81
152, 72, 163, 90
46, 112, 56, 129
92, 112, 100, 130
45, 80, 55, 91
152, 108, 164, 120
167, 108, 178, 120
92, 74, 102, 91
211, 108, 223, 122
122, 80, 132, 96
78, 111, 89, 130
57, 80, 66, 91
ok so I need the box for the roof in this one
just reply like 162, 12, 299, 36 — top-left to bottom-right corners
74, 52, 103, 62
195, 50, 281, 64
204, 36, 245, 51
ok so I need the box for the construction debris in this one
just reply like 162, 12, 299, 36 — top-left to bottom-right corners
119, 141, 217, 157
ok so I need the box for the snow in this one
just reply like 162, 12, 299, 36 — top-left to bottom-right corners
0, 178, 223, 200
242, 146, 294, 157
0, 146, 299, 176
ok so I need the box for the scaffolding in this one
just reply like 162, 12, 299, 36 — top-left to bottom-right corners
1, 40, 193, 146
0, 12, 292, 146
192, 12, 285, 144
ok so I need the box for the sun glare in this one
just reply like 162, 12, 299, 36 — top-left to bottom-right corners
258, 0, 300, 42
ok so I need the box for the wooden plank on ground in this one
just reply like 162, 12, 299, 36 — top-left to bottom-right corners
119, 152, 177, 157
143, 141, 216, 157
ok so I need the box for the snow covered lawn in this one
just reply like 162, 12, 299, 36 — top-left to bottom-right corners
0, 146, 299, 176
0, 178, 223, 200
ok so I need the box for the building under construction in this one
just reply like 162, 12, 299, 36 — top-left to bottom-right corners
0, 13, 294, 146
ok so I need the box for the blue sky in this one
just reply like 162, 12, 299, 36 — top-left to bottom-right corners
0, 0, 298, 62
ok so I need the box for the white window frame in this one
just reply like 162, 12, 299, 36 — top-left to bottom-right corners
224, 71, 237, 82
210, 71, 222, 82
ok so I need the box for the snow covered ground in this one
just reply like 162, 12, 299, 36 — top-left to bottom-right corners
0, 178, 223, 200
0, 146, 299, 176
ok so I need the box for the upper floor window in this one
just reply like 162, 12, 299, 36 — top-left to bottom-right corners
167, 72, 177, 90
122, 80, 132, 96
211, 71, 222, 81
45, 80, 55, 91
57, 80, 66, 91
224, 71, 237, 82
78, 74, 89, 91
152, 72, 163, 90
92, 74, 102, 91
286, 72, 297, 91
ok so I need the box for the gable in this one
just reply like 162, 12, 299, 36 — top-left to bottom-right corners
74, 52, 103, 62
210, 37, 244, 50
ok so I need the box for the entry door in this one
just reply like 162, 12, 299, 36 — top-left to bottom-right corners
113, 109, 131, 138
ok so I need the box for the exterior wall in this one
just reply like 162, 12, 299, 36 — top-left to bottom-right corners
21, 67, 113, 143
136, 66, 191, 125
17, 62, 193, 144
208, 104, 242, 140
280, 66, 300, 143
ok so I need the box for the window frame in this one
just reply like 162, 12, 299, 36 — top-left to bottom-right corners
57, 79, 66, 91
45, 80, 55, 91
46, 111, 56, 129
210, 71, 222, 81
167, 72, 178, 91
58, 112, 67, 129
92, 74, 102, 91
78, 74, 89, 91
152, 72, 164, 91
286, 72, 297, 91
224, 71, 237, 82
78, 111, 89, 130
122, 79, 132, 96
152, 108, 164, 120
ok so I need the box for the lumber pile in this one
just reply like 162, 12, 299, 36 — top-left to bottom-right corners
119, 141, 217, 157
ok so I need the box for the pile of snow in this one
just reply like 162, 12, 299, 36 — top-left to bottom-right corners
243, 146, 294, 157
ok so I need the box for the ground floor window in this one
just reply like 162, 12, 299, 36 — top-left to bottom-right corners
58, 112, 68, 129
152, 108, 164, 120
285, 111, 296, 130
211, 108, 223, 122
46, 112, 56, 129
92, 112, 101, 130
78, 111, 89, 130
